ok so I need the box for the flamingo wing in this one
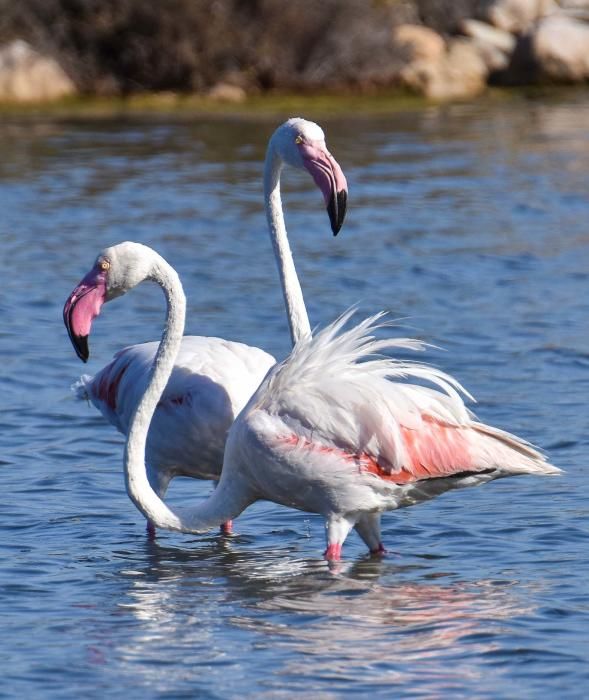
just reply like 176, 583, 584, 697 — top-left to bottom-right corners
249, 311, 558, 484
75, 335, 275, 479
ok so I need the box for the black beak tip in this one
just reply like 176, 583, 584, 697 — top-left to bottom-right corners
328, 189, 348, 236
64, 298, 90, 362
74, 335, 90, 363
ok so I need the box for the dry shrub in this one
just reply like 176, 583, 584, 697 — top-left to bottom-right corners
0, 0, 422, 94
415, 0, 494, 34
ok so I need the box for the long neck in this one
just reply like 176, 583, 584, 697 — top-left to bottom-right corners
264, 146, 312, 346
123, 259, 249, 533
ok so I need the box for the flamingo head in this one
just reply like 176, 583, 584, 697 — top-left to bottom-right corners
271, 118, 348, 235
63, 241, 155, 362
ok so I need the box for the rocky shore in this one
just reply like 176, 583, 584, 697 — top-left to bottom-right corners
0, 0, 588, 104
394, 0, 589, 100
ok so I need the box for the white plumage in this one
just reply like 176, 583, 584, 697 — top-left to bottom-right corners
219, 310, 560, 559
64, 118, 348, 533
75, 338, 274, 489
67, 243, 559, 561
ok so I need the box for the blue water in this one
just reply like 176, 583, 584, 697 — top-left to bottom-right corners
1, 95, 588, 698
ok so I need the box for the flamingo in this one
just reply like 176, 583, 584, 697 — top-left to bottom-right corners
63, 118, 348, 534
66, 243, 560, 560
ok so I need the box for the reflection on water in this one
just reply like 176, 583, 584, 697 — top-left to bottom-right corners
1, 93, 589, 697
110, 541, 532, 696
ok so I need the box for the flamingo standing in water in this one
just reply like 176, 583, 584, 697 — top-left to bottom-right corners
66, 243, 560, 560
63, 118, 347, 534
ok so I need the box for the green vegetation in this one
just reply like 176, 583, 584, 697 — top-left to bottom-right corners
2, 85, 578, 122
0, 91, 432, 121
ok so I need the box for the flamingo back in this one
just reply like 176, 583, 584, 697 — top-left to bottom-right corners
74, 335, 275, 480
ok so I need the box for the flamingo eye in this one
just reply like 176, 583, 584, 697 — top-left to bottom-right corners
295, 135, 303, 144
99, 260, 110, 271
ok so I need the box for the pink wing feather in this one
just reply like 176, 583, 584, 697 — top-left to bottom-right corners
255, 311, 559, 482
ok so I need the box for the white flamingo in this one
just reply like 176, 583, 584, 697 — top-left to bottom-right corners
63, 118, 348, 534
67, 243, 560, 560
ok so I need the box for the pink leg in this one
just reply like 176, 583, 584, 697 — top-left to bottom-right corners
146, 520, 156, 539
324, 543, 342, 561
220, 520, 233, 535
370, 542, 386, 557
324, 516, 354, 561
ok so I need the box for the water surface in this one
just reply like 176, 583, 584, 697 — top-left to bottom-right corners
1, 95, 588, 698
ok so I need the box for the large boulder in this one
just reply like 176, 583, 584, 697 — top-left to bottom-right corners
461, 18, 517, 71
399, 35, 489, 101
461, 19, 517, 53
486, 0, 557, 33
559, 0, 589, 19
0, 40, 76, 102
532, 14, 589, 81
392, 24, 446, 63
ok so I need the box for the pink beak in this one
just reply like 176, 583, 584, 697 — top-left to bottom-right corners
63, 266, 108, 362
297, 140, 348, 235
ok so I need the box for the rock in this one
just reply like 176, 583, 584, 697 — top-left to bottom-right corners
469, 37, 513, 72
561, 6, 589, 22
206, 82, 247, 103
532, 14, 589, 81
392, 24, 446, 62
460, 19, 517, 72
486, 0, 557, 34
393, 24, 486, 101
461, 19, 517, 53
559, 0, 589, 18
400, 38, 489, 101
434, 39, 490, 99
0, 40, 76, 102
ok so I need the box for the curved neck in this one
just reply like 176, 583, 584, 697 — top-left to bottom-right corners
264, 146, 312, 346
123, 258, 248, 533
